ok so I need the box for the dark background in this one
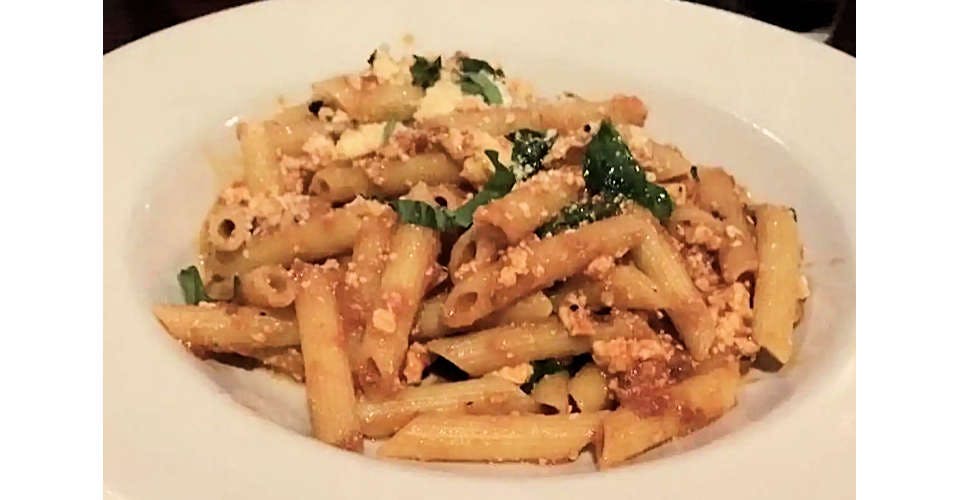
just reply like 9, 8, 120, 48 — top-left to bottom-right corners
104, 0, 854, 56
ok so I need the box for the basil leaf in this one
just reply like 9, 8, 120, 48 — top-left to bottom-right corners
178, 266, 211, 305
583, 120, 673, 220
389, 199, 459, 232
410, 55, 441, 89
450, 151, 516, 226
391, 150, 517, 231
460, 72, 502, 105
507, 129, 554, 176
536, 195, 624, 237
459, 57, 504, 78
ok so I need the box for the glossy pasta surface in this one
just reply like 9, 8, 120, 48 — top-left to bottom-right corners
153, 46, 808, 469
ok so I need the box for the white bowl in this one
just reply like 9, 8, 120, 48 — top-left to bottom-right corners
104, 1, 855, 498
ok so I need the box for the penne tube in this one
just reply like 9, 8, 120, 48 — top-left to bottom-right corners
630, 209, 715, 360
752, 205, 802, 364
419, 96, 647, 136
568, 363, 610, 412
426, 314, 655, 376
444, 212, 650, 328
207, 200, 377, 277
294, 263, 363, 450
599, 361, 739, 467
237, 121, 282, 195
356, 376, 537, 438
598, 410, 682, 468
263, 119, 333, 156
338, 211, 397, 374
153, 304, 299, 353
379, 413, 603, 463
538, 95, 648, 131
310, 154, 461, 204
473, 166, 585, 245
449, 226, 500, 284
697, 167, 759, 282
206, 205, 252, 252
312, 77, 424, 122
308, 163, 375, 203
414, 291, 554, 340
531, 372, 570, 414
553, 265, 669, 312
238, 264, 296, 308
360, 223, 440, 391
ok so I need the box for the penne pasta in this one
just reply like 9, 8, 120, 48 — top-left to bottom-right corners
630, 209, 715, 360
448, 226, 500, 284
360, 223, 440, 392
206, 205, 252, 252
426, 313, 655, 376
552, 265, 669, 312
263, 119, 333, 156
568, 363, 610, 412
444, 212, 651, 328
419, 96, 647, 136
473, 166, 585, 245
293, 263, 362, 450
356, 376, 537, 438
752, 205, 802, 364
238, 264, 296, 308
153, 304, 299, 353
310, 153, 461, 204
313, 77, 424, 122
414, 291, 554, 340
237, 121, 282, 195
250, 347, 305, 382
379, 413, 603, 463
598, 410, 682, 468
696, 167, 759, 282
531, 372, 570, 414
207, 200, 375, 277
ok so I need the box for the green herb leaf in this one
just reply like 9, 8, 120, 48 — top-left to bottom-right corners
410, 55, 442, 89
583, 120, 674, 220
459, 57, 504, 78
536, 195, 624, 237
391, 150, 517, 231
507, 129, 554, 176
389, 199, 459, 232
178, 266, 211, 305
382, 120, 397, 145
460, 71, 502, 105
449, 151, 516, 226
367, 50, 377, 66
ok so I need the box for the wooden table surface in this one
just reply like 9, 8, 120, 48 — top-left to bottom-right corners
104, 0, 854, 56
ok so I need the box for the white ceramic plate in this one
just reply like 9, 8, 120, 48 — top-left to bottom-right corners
104, 0, 855, 498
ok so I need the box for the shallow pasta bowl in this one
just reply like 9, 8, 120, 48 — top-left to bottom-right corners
104, 0, 855, 498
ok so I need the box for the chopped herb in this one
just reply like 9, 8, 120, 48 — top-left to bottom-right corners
520, 359, 566, 393
390, 150, 517, 231
536, 195, 624, 237
382, 120, 397, 145
389, 199, 460, 232
507, 129, 554, 175
690, 165, 699, 181
790, 207, 798, 222
178, 266, 211, 305
448, 151, 516, 226
459, 57, 504, 78
460, 71, 502, 105
307, 100, 324, 116
410, 55, 442, 89
583, 120, 674, 220
367, 50, 377, 66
